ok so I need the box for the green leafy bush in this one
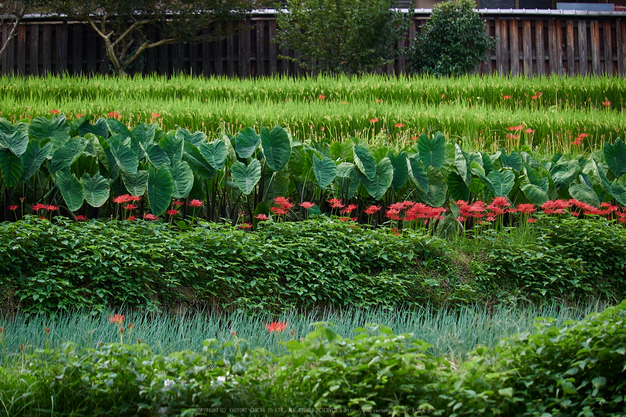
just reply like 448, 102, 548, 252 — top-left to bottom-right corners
409, 0, 496, 76
1, 216, 625, 316
1, 301, 625, 416
275, 0, 412, 74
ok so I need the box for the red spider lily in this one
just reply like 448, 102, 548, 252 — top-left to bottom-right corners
441, 94, 445, 98
270, 207, 288, 215
123, 204, 137, 211
369, 118, 378, 123
411, 136, 419, 141
341, 204, 358, 214
171, 200, 184, 207
143, 213, 158, 221
265, 322, 287, 333
127, 215, 136, 221
531, 95, 538, 100
76, 215, 87, 221
255, 214, 269, 221
395, 123, 405, 128
45, 327, 50, 335
578, 133, 589, 138
46, 205, 58, 211
602, 100, 611, 106
108, 111, 122, 119
457, 216, 467, 222
507, 125, 524, 131
491, 197, 510, 207
239, 223, 252, 229
527, 218, 536, 223
0, 327, 5, 335
8, 205, 18, 211
375, 99, 382, 103
166, 209, 179, 215
502, 95, 511, 100
339, 217, 351, 222
541, 199, 571, 215
109, 314, 125, 325
318, 94, 326, 99
113, 195, 132, 204
385, 208, 401, 221
151, 113, 161, 118
364, 205, 381, 215
274, 197, 294, 211
525, 128, 535, 134
328, 198, 344, 209
76, 113, 85, 117
50, 109, 60, 114
300, 201, 316, 209
188, 199, 204, 208
320, 126, 325, 131
516, 203, 536, 214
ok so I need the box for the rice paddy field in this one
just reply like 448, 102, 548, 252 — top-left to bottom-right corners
1, 74, 625, 157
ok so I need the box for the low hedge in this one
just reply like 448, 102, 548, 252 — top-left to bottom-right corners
1, 300, 625, 416
1, 215, 625, 316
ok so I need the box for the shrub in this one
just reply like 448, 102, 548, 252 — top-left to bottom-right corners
409, 0, 496, 76
275, 0, 412, 74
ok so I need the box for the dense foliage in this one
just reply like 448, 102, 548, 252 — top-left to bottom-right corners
0, 301, 624, 416
275, 0, 412, 74
1, 216, 625, 316
409, 0, 496, 76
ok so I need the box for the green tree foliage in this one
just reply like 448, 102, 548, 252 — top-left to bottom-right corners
409, 0, 495, 76
38, 0, 266, 76
275, 0, 412, 75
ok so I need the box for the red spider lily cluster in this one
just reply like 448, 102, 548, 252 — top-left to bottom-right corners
364, 205, 381, 216
328, 198, 344, 209
341, 204, 358, 214
143, 213, 158, 221
8, 205, 18, 211
113, 194, 142, 204
531, 92, 543, 100
456, 197, 514, 222
107, 111, 122, 119
544, 199, 619, 217
386, 201, 447, 223
188, 199, 204, 208
271, 197, 294, 216
571, 132, 589, 146
507, 125, 524, 131
255, 214, 269, 221
265, 322, 288, 333
32, 204, 58, 211
76, 214, 87, 221
300, 201, 316, 209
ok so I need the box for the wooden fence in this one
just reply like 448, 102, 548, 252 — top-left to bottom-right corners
1, 11, 625, 77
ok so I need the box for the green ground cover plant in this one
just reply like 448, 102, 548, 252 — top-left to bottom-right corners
0, 300, 623, 416
1, 216, 624, 317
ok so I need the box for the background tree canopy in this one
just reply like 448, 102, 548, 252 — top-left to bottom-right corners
36, 0, 267, 76
275, 0, 412, 75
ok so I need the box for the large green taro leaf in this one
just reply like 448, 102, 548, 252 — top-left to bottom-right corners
312, 155, 337, 188
81, 173, 110, 208
261, 126, 291, 172
148, 165, 174, 216
231, 159, 262, 195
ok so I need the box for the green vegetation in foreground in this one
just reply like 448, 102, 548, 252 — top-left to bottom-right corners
0, 74, 624, 155
1, 216, 625, 317
0, 301, 624, 416
0, 301, 605, 363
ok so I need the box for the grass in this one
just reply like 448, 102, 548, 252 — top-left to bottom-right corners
0, 74, 624, 157
0, 300, 607, 365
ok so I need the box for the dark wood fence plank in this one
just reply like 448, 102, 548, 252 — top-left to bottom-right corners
17, 24, 26, 74
227, 22, 234, 76
603, 21, 613, 75
615, 19, 626, 77
482, 21, 492, 74
548, 20, 557, 74
510, 19, 519, 75
255, 19, 265, 76
73, 24, 82, 74
268, 19, 277, 75
522, 19, 532, 76
591, 20, 601, 75
29, 24, 39, 75
556, 20, 564, 75
578, 20, 588, 76
566, 20, 575, 75
158, 42, 169, 75
86, 27, 97, 74
42, 24, 51, 74
536, 20, 545, 76
58, 22, 68, 73
6, 26, 15, 74
1, 26, 7, 74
